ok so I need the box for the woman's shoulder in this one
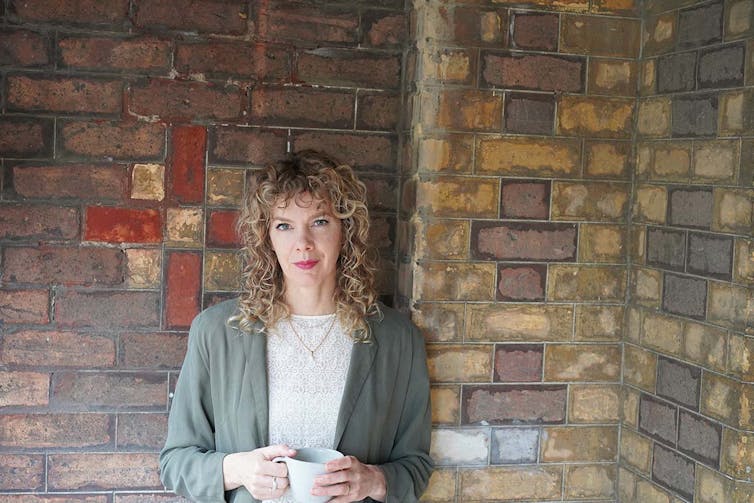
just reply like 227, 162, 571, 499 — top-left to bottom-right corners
369, 303, 421, 343
192, 297, 240, 329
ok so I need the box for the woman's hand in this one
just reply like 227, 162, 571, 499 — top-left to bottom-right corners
312, 455, 387, 503
222, 444, 296, 500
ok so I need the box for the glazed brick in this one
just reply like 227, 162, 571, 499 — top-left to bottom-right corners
165, 252, 202, 329
462, 385, 567, 424
466, 304, 573, 343
494, 344, 543, 382
250, 86, 354, 128
678, 410, 721, 467
657, 52, 696, 93
48, 452, 161, 490
0, 454, 44, 490
207, 168, 245, 206
0, 413, 112, 449
3, 246, 124, 286
292, 131, 396, 171
55, 290, 160, 329
588, 59, 637, 97
12, 164, 128, 201
129, 80, 242, 122
451, 7, 508, 46
169, 125, 206, 204
678, 1, 723, 49
560, 15, 640, 58
543, 344, 621, 382
60, 120, 166, 161
85, 207, 161, 243
500, 180, 550, 219
7, 75, 121, 115
497, 264, 546, 301
117, 413, 168, 451
426, 344, 492, 382
134, 0, 247, 34
471, 222, 577, 261
428, 89, 502, 131
511, 12, 558, 51
59, 36, 171, 73
551, 181, 629, 221
491, 428, 539, 464
0, 117, 53, 157
0, 204, 79, 241
204, 250, 242, 291
698, 43, 745, 88
176, 42, 289, 80
656, 356, 701, 409
557, 96, 634, 138
362, 10, 407, 48
646, 227, 686, 270
0, 330, 115, 367
207, 210, 240, 248
256, 4, 358, 45
504, 93, 554, 134
417, 262, 496, 301
460, 465, 563, 501
210, 126, 287, 166
297, 49, 400, 89
11, 0, 129, 25
639, 394, 677, 445
662, 273, 707, 319
50, 372, 167, 411
541, 426, 618, 462
643, 13, 676, 57
668, 188, 713, 228
652, 444, 695, 501
418, 135, 473, 174
431, 428, 489, 465
0, 289, 49, 324
0, 29, 50, 67
119, 332, 187, 369
476, 136, 581, 177
481, 52, 584, 92
687, 232, 733, 280
356, 92, 400, 131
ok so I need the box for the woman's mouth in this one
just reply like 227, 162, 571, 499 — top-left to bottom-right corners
294, 260, 319, 270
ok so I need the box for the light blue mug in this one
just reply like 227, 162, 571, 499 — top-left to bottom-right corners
274, 447, 344, 503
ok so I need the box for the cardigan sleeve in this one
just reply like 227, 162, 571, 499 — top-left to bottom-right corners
159, 313, 228, 503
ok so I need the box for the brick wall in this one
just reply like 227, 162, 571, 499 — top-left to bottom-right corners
0, 0, 405, 499
621, 0, 754, 501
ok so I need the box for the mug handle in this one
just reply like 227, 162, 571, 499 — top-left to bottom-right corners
272, 456, 287, 463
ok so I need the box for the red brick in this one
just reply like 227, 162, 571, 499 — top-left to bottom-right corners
356, 92, 400, 130
297, 49, 401, 89
207, 210, 240, 248
165, 252, 202, 329
250, 86, 354, 128
209, 126, 288, 165
504, 93, 555, 134
497, 264, 547, 301
0, 204, 79, 240
55, 290, 160, 329
60, 120, 166, 161
0, 454, 44, 490
7, 75, 121, 114
169, 125, 206, 204
494, 344, 544, 382
0, 413, 112, 449
0, 289, 49, 324
0, 330, 115, 367
175, 42, 289, 80
11, 0, 130, 25
501, 180, 551, 219
256, 4, 358, 44
129, 79, 242, 122
292, 131, 396, 170
51, 372, 167, 411
0, 117, 53, 157
85, 207, 161, 243
362, 11, 407, 47
134, 0, 247, 34
452, 7, 508, 46
119, 332, 187, 368
13, 164, 128, 201
462, 385, 567, 424
0, 29, 50, 66
117, 413, 168, 450
3, 246, 125, 285
472, 222, 578, 261
481, 52, 584, 92
0, 370, 49, 407
48, 452, 161, 490
511, 12, 559, 51
59, 36, 171, 73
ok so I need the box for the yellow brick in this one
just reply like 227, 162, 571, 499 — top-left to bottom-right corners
579, 223, 625, 262
125, 248, 161, 288
642, 312, 683, 356
575, 305, 624, 341
423, 49, 472, 83
207, 168, 244, 206
415, 262, 496, 301
641, 59, 656, 95
713, 188, 753, 234
547, 265, 626, 302
632, 266, 662, 307
729, 334, 754, 381
720, 90, 745, 136
584, 141, 630, 178
624, 343, 657, 392
696, 464, 735, 503
633, 184, 667, 224
721, 428, 754, 480
424, 89, 502, 131
131, 163, 165, 201
641, 142, 691, 181
466, 304, 574, 342
621, 428, 652, 474
417, 176, 499, 218
589, 59, 636, 96
551, 181, 629, 222
417, 220, 469, 260
625, 305, 642, 344
426, 344, 492, 383
204, 251, 241, 291
636, 478, 672, 503
476, 136, 581, 177
728, 0, 754, 37
569, 384, 621, 423
637, 97, 671, 137
564, 464, 616, 499
622, 386, 640, 428
431, 386, 460, 425
734, 239, 754, 284
701, 372, 743, 428
632, 224, 647, 264
421, 469, 457, 502
693, 140, 739, 183
166, 207, 204, 247
707, 281, 751, 331
557, 95, 633, 137
541, 426, 617, 462
618, 467, 637, 502
418, 136, 474, 174
683, 321, 728, 373
544, 344, 621, 382
412, 303, 465, 343
460, 466, 563, 501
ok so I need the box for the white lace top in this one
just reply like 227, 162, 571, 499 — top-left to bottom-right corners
264, 314, 353, 503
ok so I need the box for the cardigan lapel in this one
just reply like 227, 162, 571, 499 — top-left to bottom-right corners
241, 327, 269, 447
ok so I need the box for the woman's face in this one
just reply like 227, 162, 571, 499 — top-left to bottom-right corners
269, 193, 343, 291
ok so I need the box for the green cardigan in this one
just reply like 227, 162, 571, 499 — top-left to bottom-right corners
159, 299, 433, 503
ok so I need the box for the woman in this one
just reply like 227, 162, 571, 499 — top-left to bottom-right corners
160, 150, 433, 503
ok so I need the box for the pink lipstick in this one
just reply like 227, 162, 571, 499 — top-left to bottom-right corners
294, 260, 318, 270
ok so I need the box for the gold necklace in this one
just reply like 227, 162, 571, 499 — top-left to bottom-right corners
287, 315, 337, 360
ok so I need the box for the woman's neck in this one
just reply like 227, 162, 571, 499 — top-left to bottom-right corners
283, 285, 337, 316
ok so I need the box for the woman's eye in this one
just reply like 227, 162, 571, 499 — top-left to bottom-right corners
274, 222, 291, 231
313, 218, 329, 226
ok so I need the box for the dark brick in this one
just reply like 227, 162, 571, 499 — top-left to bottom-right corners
117, 413, 168, 450
209, 126, 288, 166
668, 188, 713, 228
672, 94, 718, 137
0, 413, 113, 449
0, 289, 50, 324
698, 43, 745, 89
169, 125, 206, 204
297, 49, 400, 89
12, 164, 128, 201
678, 410, 721, 467
678, 1, 723, 49
643, 14, 676, 56
250, 86, 354, 128
504, 93, 554, 134
256, 4, 359, 45
656, 356, 701, 409
85, 207, 162, 243
472, 222, 577, 261
639, 394, 678, 445
11, 0, 129, 26
175, 42, 289, 81
687, 233, 733, 280
0, 117, 54, 158
481, 52, 584, 92
51, 372, 167, 411
491, 428, 539, 464
652, 444, 695, 501
7, 75, 121, 115
646, 227, 686, 270
662, 273, 707, 319
47, 452, 161, 490
0, 454, 44, 490
501, 180, 550, 220
494, 344, 543, 382
55, 290, 160, 329
0, 330, 115, 368
134, 0, 248, 34
59, 36, 172, 74
511, 12, 558, 51
362, 10, 407, 48
356, 92, 400, 131
657, 52, 697, 93
0, 29, 50, 67
165, 252, 201, 330
292, 131, 397, 171
0, 204, 79, 241
60, 120, 166, 161
452, 7, 507, 46
742, 140, 754, 187
462, 385, 566, 425
129, 79, 242, 122
561, 15, 640, 58
497, 264, 546, 302
3, 246, 125, 286
119, 332, 187, 369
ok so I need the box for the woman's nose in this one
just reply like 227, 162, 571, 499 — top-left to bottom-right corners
295, 229, 314, 250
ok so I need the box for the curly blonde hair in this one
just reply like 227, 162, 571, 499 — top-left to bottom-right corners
229, 150, 379, 340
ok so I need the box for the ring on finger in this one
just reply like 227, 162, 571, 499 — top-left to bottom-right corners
272, 476, 278, 491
